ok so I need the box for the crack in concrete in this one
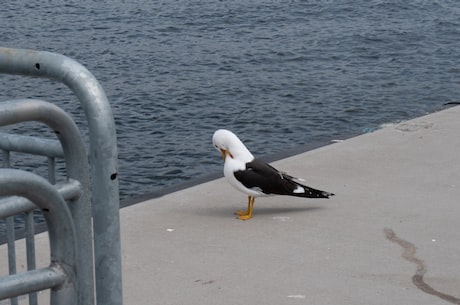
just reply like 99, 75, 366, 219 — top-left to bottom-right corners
384, 228, 460, 304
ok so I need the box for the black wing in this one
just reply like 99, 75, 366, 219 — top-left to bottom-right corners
234, 159, 333, 198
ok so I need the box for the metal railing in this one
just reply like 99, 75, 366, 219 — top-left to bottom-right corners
0, 169, 78, 305
0, 48, 122, 305
0, 99, 92, 305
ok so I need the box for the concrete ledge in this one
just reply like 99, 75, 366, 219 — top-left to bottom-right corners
2, 105, 460, 304
121, 105, 460, 305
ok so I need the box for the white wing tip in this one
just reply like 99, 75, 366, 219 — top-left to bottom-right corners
293, 186, 305, 194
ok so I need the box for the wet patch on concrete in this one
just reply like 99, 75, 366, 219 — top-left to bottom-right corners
384, 228, 460, 304
395, 121, 434, 132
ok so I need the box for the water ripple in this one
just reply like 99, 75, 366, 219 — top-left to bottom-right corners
0, 0, 459, 201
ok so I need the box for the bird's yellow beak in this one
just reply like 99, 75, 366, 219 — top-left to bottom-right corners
220, 149, 226, 160
220, 149, 233, 161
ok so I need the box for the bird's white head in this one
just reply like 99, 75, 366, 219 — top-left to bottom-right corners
212, 129, 254, 162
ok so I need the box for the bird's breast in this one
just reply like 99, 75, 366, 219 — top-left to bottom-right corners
223, 157, 246, 177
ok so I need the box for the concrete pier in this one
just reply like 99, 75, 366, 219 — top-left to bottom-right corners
2, 105, 460, 304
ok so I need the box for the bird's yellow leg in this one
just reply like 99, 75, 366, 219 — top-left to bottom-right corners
237, 196, 255, 220
235, 196, 252, 216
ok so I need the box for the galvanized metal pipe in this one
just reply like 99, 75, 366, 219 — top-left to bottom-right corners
47, 156, 56, 184
0, 266, 66, 300
0, 133, 63, 158
25, 212, 36, 270
0, 99, 93, 305
6, 217, 16, 275
0, 169, 77, 305
25, 211, 38, 305
6, 216, 18, 305
0, 48, 121, 305
0, 179, 82, 218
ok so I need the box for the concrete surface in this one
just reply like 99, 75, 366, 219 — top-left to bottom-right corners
120, 105, 460, 305
2, 105, 460, 304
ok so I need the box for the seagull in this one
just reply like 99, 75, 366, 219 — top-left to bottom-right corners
212, 129, 334, 220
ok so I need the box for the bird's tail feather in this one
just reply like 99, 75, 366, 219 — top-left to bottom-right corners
278, 171, 334, 198
293, 183, 334, 198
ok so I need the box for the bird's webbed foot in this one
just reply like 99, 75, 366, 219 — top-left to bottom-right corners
234, 196, 255, 220
234, 210, 250, 216
236, 213, 253, 220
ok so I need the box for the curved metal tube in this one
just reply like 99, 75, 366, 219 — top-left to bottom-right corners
0, 48, 121, 305
0, 169, 77, 305
0, 99, 92, 305
0, 179, 82, 218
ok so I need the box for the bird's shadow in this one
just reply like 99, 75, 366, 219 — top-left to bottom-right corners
252, 205, 324, 216
202, 205, 325, 219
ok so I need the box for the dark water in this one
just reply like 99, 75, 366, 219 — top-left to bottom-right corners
1, 0, 459, 201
